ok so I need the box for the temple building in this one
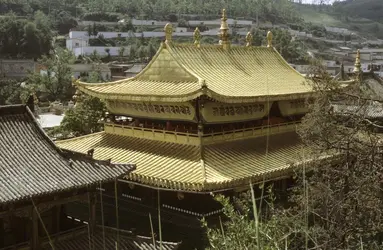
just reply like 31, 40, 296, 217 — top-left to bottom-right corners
0, 101, 180, 250
55, 9, 353, 249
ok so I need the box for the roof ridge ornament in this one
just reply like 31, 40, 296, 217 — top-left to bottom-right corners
246, 31, 253, 47
164, 23, 173, 43
353, 49, 361, 73
267, 31, 273, 48
219, 9, 230, 50
194, 27, 201, 48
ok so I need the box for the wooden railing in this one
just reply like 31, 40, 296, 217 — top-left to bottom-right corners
202, 121, 300, 137
104, 121, 300, 145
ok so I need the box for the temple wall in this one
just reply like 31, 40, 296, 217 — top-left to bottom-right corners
106, 100, 196, 122
106, 98, 308, 123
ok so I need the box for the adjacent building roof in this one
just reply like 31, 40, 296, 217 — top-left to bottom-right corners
57, 131, 308, 191
0, 105, 135, 204
75, 41, 313, 103
41, 226, 180, 250
125, 63, 147, 74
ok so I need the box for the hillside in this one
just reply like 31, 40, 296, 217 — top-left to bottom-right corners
333, 0, 383, 23
295, 1, 383, 39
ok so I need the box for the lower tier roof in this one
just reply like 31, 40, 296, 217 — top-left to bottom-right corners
41, 226, 180, 250
56, 131, 308, 192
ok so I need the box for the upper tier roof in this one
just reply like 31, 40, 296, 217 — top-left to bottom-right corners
75, 42, 313, 103
0, 104, 135, 204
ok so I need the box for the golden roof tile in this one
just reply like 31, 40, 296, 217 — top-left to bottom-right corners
56, 132, 308, 191
75, 40, 313, 103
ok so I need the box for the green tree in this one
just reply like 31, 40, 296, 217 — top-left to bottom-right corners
204, 191, 303, 250
59, 95, 106, 137
27, 48, 75, 101
118, 46, 126, 59
0, 11, 52, 58
0, 79, 23, 105
58, 70, 106, 137
205, 69, 383, 249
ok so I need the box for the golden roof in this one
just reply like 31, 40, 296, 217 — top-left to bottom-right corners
75, 41, 312, 103
56, 132, 308, 191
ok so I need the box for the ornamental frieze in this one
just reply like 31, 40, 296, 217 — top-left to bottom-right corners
278, 99, 308, 116
106, 101, 196, 121
202, 102, 272, 123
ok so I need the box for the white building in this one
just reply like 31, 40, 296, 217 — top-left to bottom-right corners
97, 31, 136, 39
72, 46, 131, 57
66, 38, 88, 51
325, 26, 352, 35
69, 31, 89, 39
188, 18, 252, 26
175, 27, 187, 33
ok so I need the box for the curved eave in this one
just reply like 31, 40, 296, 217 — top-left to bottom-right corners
127, 154, 336, 192
127, 164, 294, 192
76, 83, 315, 103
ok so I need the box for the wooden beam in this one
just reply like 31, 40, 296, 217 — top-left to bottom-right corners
0, 194, 88, 219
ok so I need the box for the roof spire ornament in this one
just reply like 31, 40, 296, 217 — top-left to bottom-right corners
267, 31, 273, 48
164, 23, 173, 43
194, 27, 201, 48
219, 9, 230, 50
353, 49, 361, 73
245, 31, 253, 47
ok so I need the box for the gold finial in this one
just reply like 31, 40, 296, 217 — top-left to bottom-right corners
194, 27, 201, 47
267, 31, 273, 48
71, 76, 80, 86
245, 32, 253, 47
219, 9, 230, 50
353, 49, 361, 73
164, 23, 173, 43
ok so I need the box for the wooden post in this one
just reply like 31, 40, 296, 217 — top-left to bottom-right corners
114, 179, 120, 250
51, 205, 61, 234
88, 192, 96, 250
281, 179, 287, 193
0, 218, 4, 248
31, 207, 39, 250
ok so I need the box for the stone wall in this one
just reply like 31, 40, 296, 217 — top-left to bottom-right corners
0, 59, 36, 79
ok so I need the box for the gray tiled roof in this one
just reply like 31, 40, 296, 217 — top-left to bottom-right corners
42, 226, 181, 250
0, 105, 135, 204
332, 102, 383, 119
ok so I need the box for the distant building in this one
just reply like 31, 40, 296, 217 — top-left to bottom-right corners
0, 103, 136, 250
70, 63, 111, 81
124, 63, 147, 78
72, 46, 131, 57
109, 63, 132, 80
175, 27, 187, 33
325, 26, 352, 35
66, 37, 88, 50
348, 48, 383, 61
